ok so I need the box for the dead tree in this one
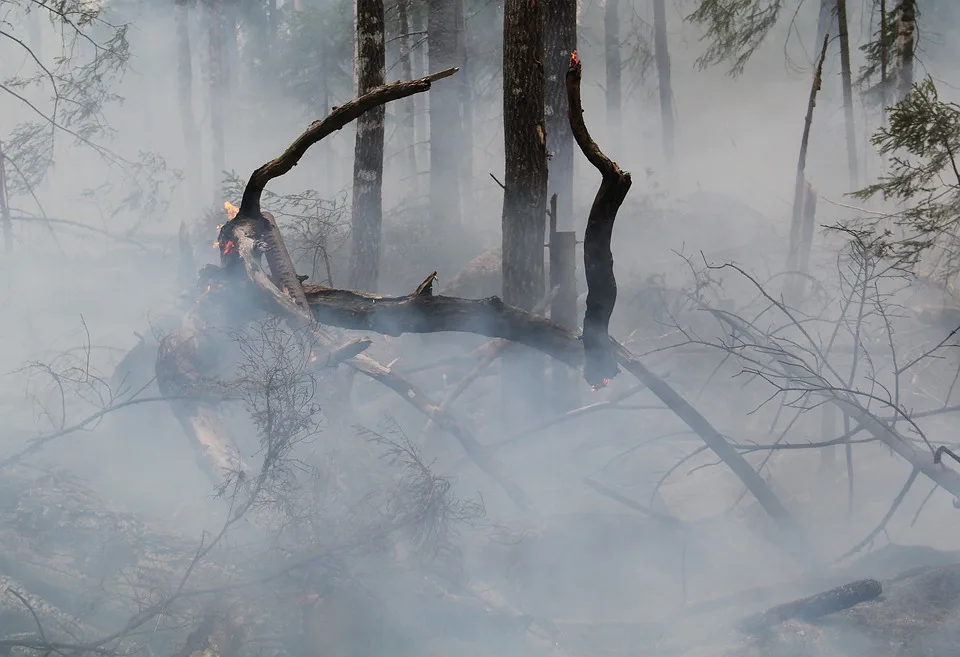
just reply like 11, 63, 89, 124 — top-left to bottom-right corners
153, 67, 811, 556
604, 0, 621, 145
896, 0, 916, 101
786, 34, 828, 281
566, 51, 629, 387
652, 0, 674, 164
204, 0, 226, 200
544, 0, 577, 230
396, 0, 419, 193
0, 143, 11, 252
174, 0, 201, 203
349, 0, 387, 291
836, 0, 859, 188
427, 0, 462, 238
501, 0, 549, 421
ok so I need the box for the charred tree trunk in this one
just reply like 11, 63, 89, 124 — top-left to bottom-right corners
604, 0, 621, 145
544, 0, 577, 230
897, 0, 916, 101
836, 0, 859, 189
428, 0, 462, 239
548, 196, 580, 410
397, 0, 419, 194
175, 0, 202, 203
652, 0, 674, 164
454, 0, 474, 211
205, 0, 227, 201
501, 0, 549, 422
349, 0, 387, 291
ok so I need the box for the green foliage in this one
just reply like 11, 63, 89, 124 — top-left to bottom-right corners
853, 76, 960, 272
856, 3, 899, 89
687, 0, 783, 76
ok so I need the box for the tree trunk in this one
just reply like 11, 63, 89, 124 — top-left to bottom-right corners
0, 143, 11, 253
175, 0, 202, 205
412, 0, 429, 188
897, 0, 916, 101
205, 0, 226, 202
652, 0, 674, 164
454, 0, 474, 211
544, 0, 577, 230
427, 0, 462, 240
502, 0, 549, 424
397, 0, 419, 194
604, 0, 621, 145
836, 0, 859, 189
349, 0, 387, 291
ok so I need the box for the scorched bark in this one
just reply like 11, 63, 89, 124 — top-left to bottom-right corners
349, 0, 387, 291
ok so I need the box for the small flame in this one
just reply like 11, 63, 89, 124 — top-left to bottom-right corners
224, 201, 239, 220
222, 240, 236, 255
212, 241, 220, 248
590, 377, 611, 392
570, 50, 580, 67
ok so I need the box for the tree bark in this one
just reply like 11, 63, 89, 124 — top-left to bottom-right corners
175, 0, 202, 204
897, 0, 916, 101
544, 0, 577, 230
502, 0, 549, 423
205, 0, 226, 202
454, 0, 474, 211
397, 0, 419, 194
604, 0, 621, 145
652, 0, 674, 164
836, 0, 859, 189
349, 0, 387, 291
427, 0, 463, 239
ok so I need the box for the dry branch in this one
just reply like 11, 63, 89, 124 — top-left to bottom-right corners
237, 67, 458, 218
566, 50, 632, 387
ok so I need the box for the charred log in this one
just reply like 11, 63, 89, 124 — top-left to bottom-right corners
739, 579, 882, 634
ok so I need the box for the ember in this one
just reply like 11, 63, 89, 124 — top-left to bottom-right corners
570, 50, 580, 67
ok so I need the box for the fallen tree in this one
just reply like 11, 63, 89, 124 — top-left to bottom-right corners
156, 61, 810, 557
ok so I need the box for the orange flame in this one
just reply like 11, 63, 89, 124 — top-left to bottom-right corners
570, 50, 580, 67
224, 201, 239, 220
590, 377, 611, 392
222, 240, 236, 255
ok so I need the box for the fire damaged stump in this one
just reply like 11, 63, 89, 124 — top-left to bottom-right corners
565, 51, 632, 388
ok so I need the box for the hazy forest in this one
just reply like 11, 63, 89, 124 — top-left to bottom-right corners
5, 0, 960, 655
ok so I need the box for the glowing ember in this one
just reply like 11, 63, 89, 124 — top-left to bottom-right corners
590, 377, 611, 392
224, 201, 239, 220
570, 50, 580, 67
222, 240, 236, 255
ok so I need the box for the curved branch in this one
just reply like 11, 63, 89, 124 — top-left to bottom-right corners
565, 51, 632, 387
237, 68, 458, 218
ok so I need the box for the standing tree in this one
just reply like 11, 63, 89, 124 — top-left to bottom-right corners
502, 0, 549, 421
204, 0, 227, 201
175, 0, 202, 203
349, 0, 387, 291
652, 0, 675, 164
604, 0, 622, 143
427, 0, 463, 241
836, 0, 859, 189
897, 0, 917, 101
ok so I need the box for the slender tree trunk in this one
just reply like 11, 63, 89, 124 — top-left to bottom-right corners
397, 0, 419, 194
652, 0, 674, 164
412, 0, 429, 190
604, 0, 621, 144
427, 0, 462, 239
502, 0, 548, 423
836, 0, 859, 189
175, 0, 202, 204
205, 0, 226, 202
223, 1, 239, 96
0, 143, 11, 253
455, 0, 474, 211
880, 0, 889, 108
544, 0, 577, 230
897, 0, 916, 101
349, 0, 387, 291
